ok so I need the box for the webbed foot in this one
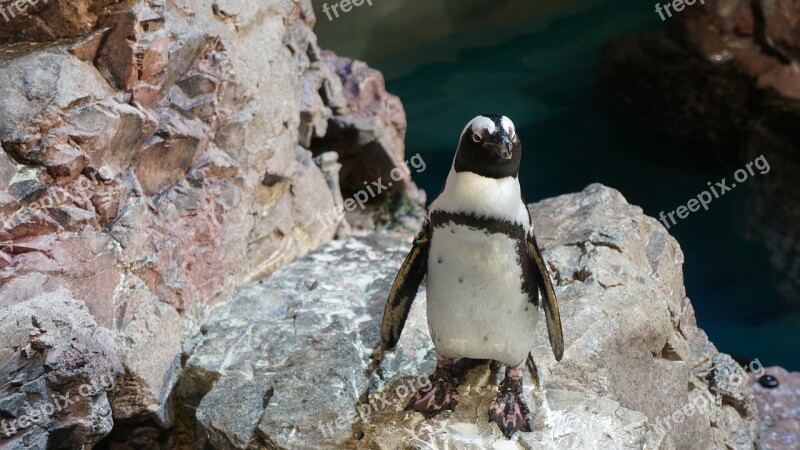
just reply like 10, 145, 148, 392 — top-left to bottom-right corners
488, 367, 532, 438
406, 358, 461, 418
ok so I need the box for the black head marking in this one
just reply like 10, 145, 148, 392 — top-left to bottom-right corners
453, 114, 521, 179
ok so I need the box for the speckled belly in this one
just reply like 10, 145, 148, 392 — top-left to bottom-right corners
426, 223, 538, 367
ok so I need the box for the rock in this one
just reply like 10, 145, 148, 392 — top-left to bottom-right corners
0, 229, 123, 327
110, 274, 182, 426
749, 366, 800, 449
0, 0, 135, 43
293, 23, 345, 149
290, 26, 425, 232
0, 151, 19, 192
315, 51, 424, 204
179, 184, 758, 449
599, 2, 800, 306
1, 0, 419, 445
0, 290, 123, 449
133, 110, 208, 196
176, 236, 401, 449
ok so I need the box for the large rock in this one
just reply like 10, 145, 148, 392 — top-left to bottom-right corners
316, 51, 419, 197
0, 290, 123, 449
599, 0, 800, 306
307, 51, 426, 234
0, 0, 419, 446
179, 184, 759, 449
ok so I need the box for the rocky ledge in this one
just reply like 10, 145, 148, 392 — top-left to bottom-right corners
178, 184, 759, 449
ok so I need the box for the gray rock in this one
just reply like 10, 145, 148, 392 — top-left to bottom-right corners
0, 150, 17, 192
180, 184, 758, 449
178, 236, 405, 449
0, 290, 123, 449
110, 275, 182, 426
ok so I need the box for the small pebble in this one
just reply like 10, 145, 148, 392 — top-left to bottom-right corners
758, 374, 779, 389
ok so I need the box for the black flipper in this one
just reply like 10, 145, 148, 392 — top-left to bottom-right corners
380, 220, 430, 350
527, 232, 564, 361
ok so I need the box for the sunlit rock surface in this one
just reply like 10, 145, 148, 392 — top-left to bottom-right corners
181, 184, 759, 449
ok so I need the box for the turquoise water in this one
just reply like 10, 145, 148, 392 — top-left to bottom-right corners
315, 0, 800, 369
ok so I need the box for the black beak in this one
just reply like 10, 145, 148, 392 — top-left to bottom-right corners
488, 135, 514, 160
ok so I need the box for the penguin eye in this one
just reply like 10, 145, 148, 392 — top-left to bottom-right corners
471, 133, 482, 143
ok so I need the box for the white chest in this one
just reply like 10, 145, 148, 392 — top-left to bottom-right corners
429, 170, 531, 229
425, 222, 538, 367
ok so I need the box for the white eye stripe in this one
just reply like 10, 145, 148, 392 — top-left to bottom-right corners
461, 115, 518, 143
501, 116, 516, 139
462, 116, 496, 138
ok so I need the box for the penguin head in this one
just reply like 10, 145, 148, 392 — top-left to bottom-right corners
453, 114, 521, 179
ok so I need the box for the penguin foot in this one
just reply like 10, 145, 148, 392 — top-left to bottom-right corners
405, 358, 461, 418
488, 367, 532, 438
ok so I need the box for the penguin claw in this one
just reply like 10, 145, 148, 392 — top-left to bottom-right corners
488, 391, 532, 438
405, 376, 460, 418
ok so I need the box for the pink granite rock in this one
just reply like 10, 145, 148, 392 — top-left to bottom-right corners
750, 367, 800, 449
0, 0, 418, 446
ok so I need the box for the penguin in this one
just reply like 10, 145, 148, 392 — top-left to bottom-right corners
379, 114, 564, 438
